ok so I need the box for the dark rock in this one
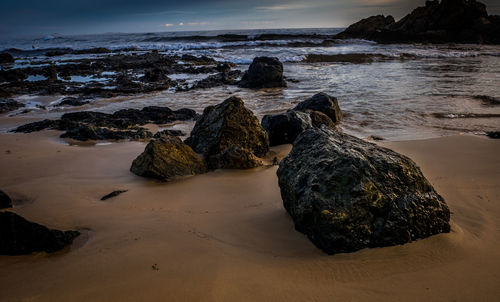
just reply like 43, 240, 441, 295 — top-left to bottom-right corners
153, 129, 185, 138
302, 53, 393, 64
101, 190, 128, 201
277, 127, 450, 254
60, 124, 153, 141
131, 136, 207, 181
294, 93, 343, 124
142, 67, 171, 83
206, 146, 263, 169
193, 70, 242, 89
0, 211, 80, 255
486, 131, 500, 139
0, 190, 12, 209
0, 99, 25, 113
0, 52, 15, 64
12, 119, 58, 133
308, 110, 336, 129
335, 15, 395, 39
57, 97, 89, 107
186, 96, 269, 158
367, 135, 385, 141
262, 110, 312, 146
239, 57, 286, 88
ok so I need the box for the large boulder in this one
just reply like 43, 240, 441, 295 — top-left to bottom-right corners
239, 57, 286, 88
277, 127, 451, 254
185, 96, 269, 158
206, 146, 263, 169
294, 93, 343, 124
262, 110, 313, 146
0, 211, 80, 255
131, 136, 207, 181
0, 190, 12, 209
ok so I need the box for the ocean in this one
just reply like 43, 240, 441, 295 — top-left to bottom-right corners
1, 28, 499, 140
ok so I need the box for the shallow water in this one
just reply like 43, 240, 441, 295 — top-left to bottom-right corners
1, 28, 500, 140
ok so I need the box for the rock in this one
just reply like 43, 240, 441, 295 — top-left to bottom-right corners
101, 190, 128, 201
294, 93, 343, 124
308, 110, 336, 128
367, 135, 385, 141
131, 136, 207, 181
12, 119, 58, 133
60, 124, 153, 141
186, 96, 269, 158
153, 129, 185, 138
0, 190, 12, 209
277, 127, 451, 254
239, 57, 286, 88
57, 97, 89, 107
302, 53, 393, 64
0, 52, 14, 64
206, 146, 263, 169
261, 110, 312, 146
335, 15, 395, 39
486, 131, 500, 139
0, 211, 80, 255
142, 68, 171, 83
0, 99, 24, 113
193, 70, 242, 89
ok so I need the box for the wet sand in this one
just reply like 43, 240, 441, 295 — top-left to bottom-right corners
0, 132, 499, 301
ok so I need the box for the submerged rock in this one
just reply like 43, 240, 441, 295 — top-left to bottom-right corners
206, 146, 263, 169
186, 96, 269, 158
239, 57, 286, 88
0, 211, 80, 255
277, 127, 450, 254
131, 136, 207, 181
294, 92, 343, 124
0, 190, 12, 209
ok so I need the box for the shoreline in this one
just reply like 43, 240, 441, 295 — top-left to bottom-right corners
0, 131, 499, 301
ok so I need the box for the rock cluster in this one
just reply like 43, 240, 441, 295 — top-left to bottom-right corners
277, 127, 451, 254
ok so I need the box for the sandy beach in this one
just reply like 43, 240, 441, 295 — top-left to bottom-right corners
0, 131, 498, 301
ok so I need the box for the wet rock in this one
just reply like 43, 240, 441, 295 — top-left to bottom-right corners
0, 190, 12, 209
193, 70, 242, 89
294, 93, 343, 124
308, 110, 336, 128
302, 53, 393, 64
0, 99, 24, 113
335, 15, 395, 39
186, 96, 269, 158
239, 57, 286, 88
0, 52, 14, 64
0, 211, 80, 255
57, 97, 90, 107
101, 190, 128, 201
12, 119, 58, 133
153, 129, 185, 138
131, 136, 207, 181
142, 67, 171, 83
486, 131, 500, 139
60, 124, 153, 141
277, 127, 451, 254
262, 110, 312, 146
181, 54, 217, 65
206, 146, 263, 169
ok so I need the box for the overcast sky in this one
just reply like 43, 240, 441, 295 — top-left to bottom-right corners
2, 0, 499, 37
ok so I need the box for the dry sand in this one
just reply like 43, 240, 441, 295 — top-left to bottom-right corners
0, 132, 499, 302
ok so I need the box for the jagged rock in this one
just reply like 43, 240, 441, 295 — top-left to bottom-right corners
186, 96, 269, 158
335, 15, 395, 39
131, 136, 207, 181
207, 146, 263, 169
294, 93, 343, 124
239, 57, 286, 88
0, 190, 12, 209
153, 129, 185, 138
0, 99, 24, 113
277, 127, 451, 254
0, 211, 80, 255
262, 110, 312, 146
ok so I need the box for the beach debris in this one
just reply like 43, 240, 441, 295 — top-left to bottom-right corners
0, 211, 80, 255
152, 264, 159, 271
100, 190, 128, 201
0, 190, 12, 209
239, 56, 287, 88
277, 127, 451, 254
185, 96, 269, 169
131, 136, 207, 181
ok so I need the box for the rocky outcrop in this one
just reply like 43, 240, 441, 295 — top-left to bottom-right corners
336, 0, 500, 44
0, 99, 24, 113
294, 93, 343, 124
0, 190, 12, 209
186, 96, 269, 160
277, 127, 451, 254
206, 146, 263, 169
0, 211, 80, 255
131, 136, 207, 181
239, 57, 286, 88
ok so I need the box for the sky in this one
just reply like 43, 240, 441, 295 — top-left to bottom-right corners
1, 0, 500, 37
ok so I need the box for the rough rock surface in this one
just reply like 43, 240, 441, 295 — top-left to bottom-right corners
185, 96, 269, 158
0, 99, 24, 113
153, 129, 185, 138
0, 190, 12, 209
261, 110, 312, 146
206, 146, 263, 169
0, 211, 80, 255
294, 93, 343, 124
277, 127, 451, 254
131, 136, 207, 181
239, 57, 286, 88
